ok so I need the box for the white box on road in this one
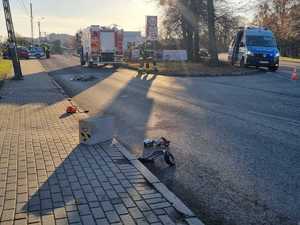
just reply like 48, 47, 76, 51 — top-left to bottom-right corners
79, 116, 114, 145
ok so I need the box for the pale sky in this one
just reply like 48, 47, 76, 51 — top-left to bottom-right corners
0, 0, 160, 38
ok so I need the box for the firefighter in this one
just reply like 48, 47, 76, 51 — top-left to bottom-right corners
138, 41, 158, 75
41, 44, 50, 59
44, 45, 50, 59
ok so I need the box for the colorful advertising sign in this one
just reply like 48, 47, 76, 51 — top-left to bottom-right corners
146, 16, 158, 41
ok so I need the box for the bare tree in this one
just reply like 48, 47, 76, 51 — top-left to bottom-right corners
254, 0, 300, 56
207, 0, 219, 64
291, 4, 300, 38
158, 0, 208, 61
157, 0, 245, 62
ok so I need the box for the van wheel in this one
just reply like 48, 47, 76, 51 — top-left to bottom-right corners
80, 48, 85, 65
80, 53, 86, 66
80, 55, 86, 66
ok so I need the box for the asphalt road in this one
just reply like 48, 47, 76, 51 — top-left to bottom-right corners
40, 55, 300, 225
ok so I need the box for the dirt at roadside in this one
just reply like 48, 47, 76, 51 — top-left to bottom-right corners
126, 61, 259, 77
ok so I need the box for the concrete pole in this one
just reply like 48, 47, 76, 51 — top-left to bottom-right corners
30, 1, 33, 45
2, 0, 23, 79
38, 21, 41, 44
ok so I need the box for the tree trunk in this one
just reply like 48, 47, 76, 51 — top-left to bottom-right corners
193, 31, 200, 62
193, 22, 200, 62
182, 20, 192, 60
187, 29, 194, 61
207, 0, 219, 65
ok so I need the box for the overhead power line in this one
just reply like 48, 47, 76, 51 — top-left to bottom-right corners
19, 0, 30, 15
15, 0, 30, 17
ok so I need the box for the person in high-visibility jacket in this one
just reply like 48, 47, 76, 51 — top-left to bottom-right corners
41, 44, 50, 59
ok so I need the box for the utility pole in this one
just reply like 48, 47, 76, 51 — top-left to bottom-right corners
38, 21, 41, 43
37, 17, 45, 44
2, 0, 23, 80
30, 0, 33, 44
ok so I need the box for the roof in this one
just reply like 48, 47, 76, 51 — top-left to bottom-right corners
244, 26, 274, 36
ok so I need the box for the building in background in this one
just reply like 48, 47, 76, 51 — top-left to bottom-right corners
123, 31, 143, 50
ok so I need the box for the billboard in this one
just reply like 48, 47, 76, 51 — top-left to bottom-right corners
162, 50, 188, 61
146, 16, 158, 41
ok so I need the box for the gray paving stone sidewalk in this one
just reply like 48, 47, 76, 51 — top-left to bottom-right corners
0, 60, 202, 225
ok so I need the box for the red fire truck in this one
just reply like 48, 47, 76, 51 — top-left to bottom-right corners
79, 25, 124, 67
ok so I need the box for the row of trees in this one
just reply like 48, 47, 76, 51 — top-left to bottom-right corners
157, 0, 300, 61
254, 0, 300, 57
157, 0, 243, 64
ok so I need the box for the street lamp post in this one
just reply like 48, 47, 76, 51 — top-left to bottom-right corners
37, 17, 45, 44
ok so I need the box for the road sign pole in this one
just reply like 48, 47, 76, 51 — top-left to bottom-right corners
2, 0, 23, 80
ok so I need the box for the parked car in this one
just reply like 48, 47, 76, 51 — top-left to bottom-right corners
199, 48, 209, 57
228, 26, 280, 71
2, 46, 30, 59
28, 47, 45, 59
17, 47, 30, 59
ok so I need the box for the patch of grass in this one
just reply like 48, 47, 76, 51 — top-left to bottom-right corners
127, 61, 252, 76
280, 57, 300, 63
0, 59, 12, 80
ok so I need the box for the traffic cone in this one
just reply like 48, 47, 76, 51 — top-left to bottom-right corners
291, 68, 298, 80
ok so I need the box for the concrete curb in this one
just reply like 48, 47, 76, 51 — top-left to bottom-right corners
122, 64, 264, 78
113, 139, 206, 225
